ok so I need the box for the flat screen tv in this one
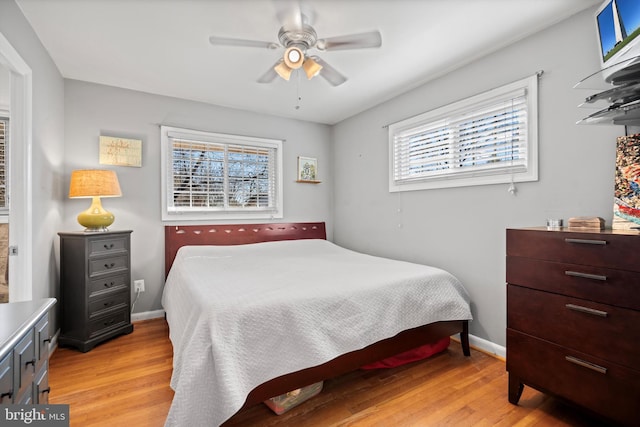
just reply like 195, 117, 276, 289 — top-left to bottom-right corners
596, 0, 640, 83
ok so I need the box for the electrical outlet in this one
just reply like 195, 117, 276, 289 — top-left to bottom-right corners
134, 279, 145, 293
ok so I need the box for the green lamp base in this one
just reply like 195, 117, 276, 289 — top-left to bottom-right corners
77, 196, 115, 232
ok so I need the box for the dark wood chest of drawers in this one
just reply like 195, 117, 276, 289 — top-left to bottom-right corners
58, 230, 133, 352
506, 227, 640, 425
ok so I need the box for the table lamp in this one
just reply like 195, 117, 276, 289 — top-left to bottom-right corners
69, 169, 122, 232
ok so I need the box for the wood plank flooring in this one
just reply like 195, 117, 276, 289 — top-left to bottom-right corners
49, 319, 607, 426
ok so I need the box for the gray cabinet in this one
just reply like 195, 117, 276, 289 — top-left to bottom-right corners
0, 298, 56, 405
58, 230, 133, 352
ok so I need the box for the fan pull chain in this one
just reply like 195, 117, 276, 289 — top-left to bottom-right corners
295, 70, 302, 110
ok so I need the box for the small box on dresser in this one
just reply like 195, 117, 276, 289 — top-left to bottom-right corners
506, 227, 640, 426
58, 230, 133, 352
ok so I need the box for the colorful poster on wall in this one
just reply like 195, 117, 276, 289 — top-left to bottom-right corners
613, 134, 640, 229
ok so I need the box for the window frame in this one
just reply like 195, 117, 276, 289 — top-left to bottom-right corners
160, 125, 284, 221
388, 75, 538, 192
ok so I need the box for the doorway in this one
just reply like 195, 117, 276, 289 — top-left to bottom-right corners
0, 32, 33, 303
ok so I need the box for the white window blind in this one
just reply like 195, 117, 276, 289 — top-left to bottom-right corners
389, 74, 538, 192
0, 116, 7, 210
161, 126, 283, 221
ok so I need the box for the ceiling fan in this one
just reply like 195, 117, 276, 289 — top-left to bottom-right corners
208, 1, 382, 86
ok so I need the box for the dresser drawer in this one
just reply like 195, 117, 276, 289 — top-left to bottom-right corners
89, 255, 128, 277
15, 382, 33, 405
89, 291, 128, 317
507, 329, 640, 426
89, 236, 128, 256
89, 309, 129, 338
34, 314, 50, 366
0, 352, 12, 403
506, 228, 640, 272
34, 362, 49, 405
508, 285, 640, 369
507, 256, 640, 311
14, 330, 35, 398
88, 274, 128, 297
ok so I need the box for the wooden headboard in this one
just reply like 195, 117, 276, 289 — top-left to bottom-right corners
164, 222, 327, 278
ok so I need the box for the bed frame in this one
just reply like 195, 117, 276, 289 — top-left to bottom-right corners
164, 222, 470, 410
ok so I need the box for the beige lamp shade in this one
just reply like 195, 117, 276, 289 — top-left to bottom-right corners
69, 169, 122, 231
274, 60, 293, 81
302, 57, 323, 80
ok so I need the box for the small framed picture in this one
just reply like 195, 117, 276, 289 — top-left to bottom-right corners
99, 136, 142, 167
297, 156, 320, 183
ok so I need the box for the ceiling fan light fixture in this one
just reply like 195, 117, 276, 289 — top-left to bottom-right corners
283, 46, 304, 69
302, 57, 323, 80
274, 61, 293, 81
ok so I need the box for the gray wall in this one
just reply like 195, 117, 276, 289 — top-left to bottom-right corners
0, 1, 65, 311
5, 0, 622, 350
332, 8, 623, 347
63, 80, 333, 314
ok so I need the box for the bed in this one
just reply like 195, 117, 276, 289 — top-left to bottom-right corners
162, 222, 472, 426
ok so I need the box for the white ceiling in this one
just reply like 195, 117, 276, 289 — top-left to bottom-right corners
16, 0, 601, 125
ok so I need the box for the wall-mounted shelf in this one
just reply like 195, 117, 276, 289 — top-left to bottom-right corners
575, 56, 640, 126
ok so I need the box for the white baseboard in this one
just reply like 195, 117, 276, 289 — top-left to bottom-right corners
131, 309, 166, 322
451, 332, 506, 359
468, 333, 506, 359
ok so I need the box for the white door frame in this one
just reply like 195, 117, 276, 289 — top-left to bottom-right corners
0, 33, 33, 302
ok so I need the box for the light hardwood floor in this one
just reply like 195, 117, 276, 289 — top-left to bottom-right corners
49, 319, 606, 426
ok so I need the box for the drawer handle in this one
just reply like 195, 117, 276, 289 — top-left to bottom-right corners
43, 338, 51, 344
564, 238, 607, 245
565, 355, 607, 374
104, 319, 117, 326
0, 391, 12, 399
104, 243, 114, 249
25, 359, 36, 367
41, 387, 51, 395
564, 271, 607, 281
104, 281, 115, 288
103, 301, 114, 307
104, 262, 116, 269
566, 303, 608, 317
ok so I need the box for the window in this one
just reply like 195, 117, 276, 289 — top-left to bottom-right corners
0, 115, 7, 210
389, 75, 538, 192
161, 126, 283, 221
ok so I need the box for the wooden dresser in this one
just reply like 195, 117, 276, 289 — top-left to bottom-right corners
506, 227, 640, 425
58, 230, 133, 352
0, 298, 56, 404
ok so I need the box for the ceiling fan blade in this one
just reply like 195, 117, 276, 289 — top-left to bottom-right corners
257, 60, 282, 83
209, 36, 279, 50
316, 31, 382, 51
310, 56, 347, 86
274, 0, 303, 29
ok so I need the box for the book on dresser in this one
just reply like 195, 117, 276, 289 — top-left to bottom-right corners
506, 227, 640, 426
58, 230, 134, 352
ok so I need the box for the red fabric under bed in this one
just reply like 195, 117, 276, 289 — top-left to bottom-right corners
360, 336, 451, 369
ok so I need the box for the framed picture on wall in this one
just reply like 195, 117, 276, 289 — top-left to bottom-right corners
297, 156, 320, 183
99, 135, 142, 167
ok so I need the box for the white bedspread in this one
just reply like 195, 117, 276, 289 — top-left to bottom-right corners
162, 239, 472, 426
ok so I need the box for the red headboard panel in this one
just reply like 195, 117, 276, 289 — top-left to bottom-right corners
164, 222, 326, 278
